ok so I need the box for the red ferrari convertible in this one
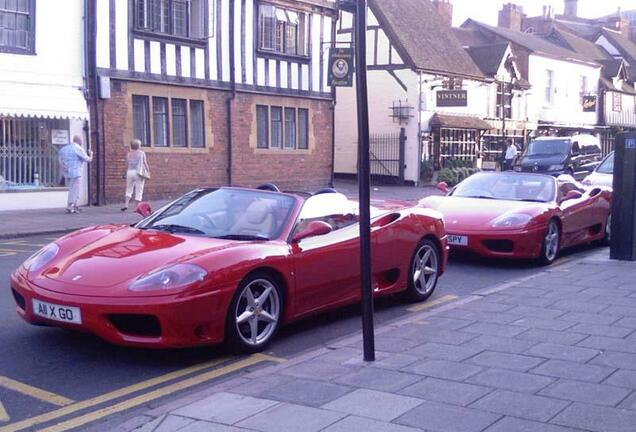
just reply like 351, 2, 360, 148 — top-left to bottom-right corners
11, 187, 447, 351
418, 172, 611, 265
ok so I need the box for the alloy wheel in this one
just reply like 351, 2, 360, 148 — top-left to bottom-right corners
412, 243, 439, 295
544, 222, 560, 262
234, 278, 280, 346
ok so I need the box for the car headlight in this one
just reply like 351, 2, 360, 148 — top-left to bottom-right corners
548, 164, 564, 171
491, 213, 533, 228
128, 263, 207, 292
23, 243, 59, 273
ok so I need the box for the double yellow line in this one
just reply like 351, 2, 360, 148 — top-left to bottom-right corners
1, 353, 283, 432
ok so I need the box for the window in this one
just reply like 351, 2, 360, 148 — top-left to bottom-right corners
579, 75, 587, 103
190, 100, 205, 148
613, 92, 622, 112
256, 105, 269, 149
135, 0, 205, 39
298, 109, 308, 150
544, 70, 554, 105
152, 97, 169, 147
496, 82, 512, 119
172, 99, 187, 147
271, 107, 282, 148
0, 0, 34, 53
259, 4, 308, 57
284, 108, 296, 149
256, 105, 309, 150
133, 96, 151, 146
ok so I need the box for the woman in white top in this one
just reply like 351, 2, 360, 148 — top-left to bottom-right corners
122, 139, 150, 211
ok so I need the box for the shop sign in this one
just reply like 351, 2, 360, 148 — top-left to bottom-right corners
436, 90, 468, 107
51, 129, 70, 145
582, 96, 597, 112
327, 48, 354, 87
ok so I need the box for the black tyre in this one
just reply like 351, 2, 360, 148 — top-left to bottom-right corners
600, 212, 611, 246
539, 220, 561, 266
404, 239, 441, 302
226, 272, 283, 353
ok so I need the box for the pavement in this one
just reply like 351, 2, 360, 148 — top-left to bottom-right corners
0, 180, 439, 239
103, 248, 636, 432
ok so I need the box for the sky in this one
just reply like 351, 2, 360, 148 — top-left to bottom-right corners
451, 0, 634, 27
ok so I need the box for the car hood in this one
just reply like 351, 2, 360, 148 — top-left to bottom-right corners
30, 225, 272, 296
418, 196, 548, 230
519, 154, 567, 167
584, 172, 613, 188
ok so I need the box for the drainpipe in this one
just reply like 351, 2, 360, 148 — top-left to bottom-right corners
226, 0, 236, 186
330, 16, 337, 188
86, 0, 104, 205
82, 0, 92, 204
416, 72, 424, 186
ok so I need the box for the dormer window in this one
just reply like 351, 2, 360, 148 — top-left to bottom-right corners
259, 3, 309, 58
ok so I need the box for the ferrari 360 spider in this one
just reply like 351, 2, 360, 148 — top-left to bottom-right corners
11, 187, 447, 351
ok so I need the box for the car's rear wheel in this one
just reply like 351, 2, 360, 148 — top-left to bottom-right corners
539, 220, 561, 265
226, 273, 282, 353
405, 239, 440, 302
600, 212, 611, 246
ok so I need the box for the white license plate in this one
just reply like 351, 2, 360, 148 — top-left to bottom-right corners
32, 299, 82, 324
448, 235, 468, 246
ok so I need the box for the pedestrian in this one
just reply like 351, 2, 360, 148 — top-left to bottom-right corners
58, 135, 92, 214
122, 139, 150, 211
504, 140, 518, 171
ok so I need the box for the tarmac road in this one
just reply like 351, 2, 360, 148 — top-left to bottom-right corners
0, 233, 603, 431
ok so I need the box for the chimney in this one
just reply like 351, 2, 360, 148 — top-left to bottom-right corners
564, 0, 578, 18
498, 3, 524, 32
432, 0, 453, 27
534, 4, 555, 35
607, 9, 631, 38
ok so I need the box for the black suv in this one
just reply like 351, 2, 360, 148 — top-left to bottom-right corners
516, 135, 602, 179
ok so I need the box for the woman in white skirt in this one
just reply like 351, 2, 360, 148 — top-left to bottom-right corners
121, 139, 150, 211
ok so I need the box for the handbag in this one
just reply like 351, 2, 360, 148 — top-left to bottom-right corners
137, 154, 151, 180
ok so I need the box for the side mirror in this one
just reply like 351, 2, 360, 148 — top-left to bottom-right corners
436, 182, 449, 194
562, 190, 583, 202
292, 221, 332, 242
135, 202, 152, 218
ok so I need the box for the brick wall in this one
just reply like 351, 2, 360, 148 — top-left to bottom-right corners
94, 80, 333, 203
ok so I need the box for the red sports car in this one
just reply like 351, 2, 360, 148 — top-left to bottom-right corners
11, 187, 447, 351
418, 172, 611, 265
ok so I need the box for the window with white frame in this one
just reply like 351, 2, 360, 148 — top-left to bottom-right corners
256, 105, 309, 150
579, 75, 587, 103
135, 0, 205, 39
0, 0, 35, 54
544, 69, 554, 105
259, 3, 308, 57
133, 95, 206, 148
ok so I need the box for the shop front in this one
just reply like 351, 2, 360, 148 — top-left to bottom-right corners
427, 113, 491, 169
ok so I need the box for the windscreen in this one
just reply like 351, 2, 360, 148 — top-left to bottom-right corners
452, 172, 556, 203
597, 153, 614, 174
526, 139, 570, 156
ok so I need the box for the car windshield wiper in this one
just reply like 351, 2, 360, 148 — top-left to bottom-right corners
215, 234, 270, 241
463, 195, 496, 200
150, 224, 205, 235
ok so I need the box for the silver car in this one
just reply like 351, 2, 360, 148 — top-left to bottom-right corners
583, 152, 613, 188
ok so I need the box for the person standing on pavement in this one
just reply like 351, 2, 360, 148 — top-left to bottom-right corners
58, 135, 92, 214
504, 140, 518, 171
122, 139, 150, 211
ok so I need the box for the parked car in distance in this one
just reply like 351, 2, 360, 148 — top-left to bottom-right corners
11, 186, 448, 352
420, 172, 611, 265
515, 134, 602, 179
583, 151, 614, 188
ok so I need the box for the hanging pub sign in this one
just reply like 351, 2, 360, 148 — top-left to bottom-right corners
582, 95, 597, 112
436, 90, 468, 107
328, 47, 354, 87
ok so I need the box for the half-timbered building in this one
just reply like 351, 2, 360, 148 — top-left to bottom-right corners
88, 0, 337, 203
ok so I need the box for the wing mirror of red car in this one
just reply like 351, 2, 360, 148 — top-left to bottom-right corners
436, 182, 449, 194
135, 202, 152, 218
292, 221, 333, 243
562, 190, 583, 202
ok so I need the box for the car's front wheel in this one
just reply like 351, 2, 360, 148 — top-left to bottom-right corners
405, 239, 441, 302
539, 220, 561, 265
226, 273, 282, 353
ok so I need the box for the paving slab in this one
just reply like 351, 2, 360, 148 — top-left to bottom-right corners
525, 342, 601, 363
278, 359, 355, 381
402, 359, 483, 381
466, 351, 545, 372
394, 400, 501, 432
568, 323, 633, 338
236, 403, 346, 432
172, 392, 278, 425
399, 377, 493, 406
552, 402, 636, 432
539, 379, 631, 406
470, 389, 569, 422
466, 369, 555, 393
177, 422, 245, 432
404, 342, 483, 362
516, 329, 588, 346
461, 334, 539, 354
590, 351, 636, 370
603, 370, 636, 389
322, 389, 423, 421
259, 378, 353, 407
334, 367, 421, 392
530, 359, 616, 383
461, 322, 527, 338
484, 416, 586, 432
322, 416, 421, 432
